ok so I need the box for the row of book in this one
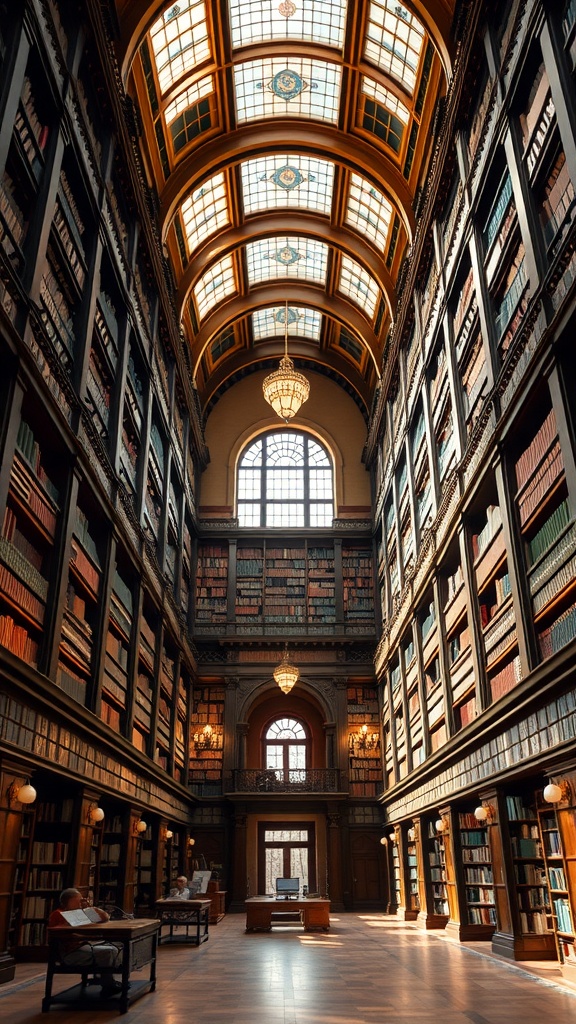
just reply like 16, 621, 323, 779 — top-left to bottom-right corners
0, 603, 39, 659
515, 863, 547, 885
489, 654, 522, 702
548, 866, 567, 890
464, 866, 493, 884
0, 562, 45, 623
31, 841, 69, 863
468, 905, 497, 925
554, 897, 574, 935
519, 910, 550, 934
528, 499, 570, 565
538, 601, 576, 659
466, 886, 494, 904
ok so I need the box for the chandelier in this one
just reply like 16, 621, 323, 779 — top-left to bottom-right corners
262, 303, 310, 421
273, 645, 300, 694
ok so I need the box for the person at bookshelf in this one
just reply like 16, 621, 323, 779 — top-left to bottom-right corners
168, 875, 190, 900
47, 888, 124, 998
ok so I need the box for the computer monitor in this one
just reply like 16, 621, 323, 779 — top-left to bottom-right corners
275, 877, 300, 898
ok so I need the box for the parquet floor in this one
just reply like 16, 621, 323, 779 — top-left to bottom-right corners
1, 912, 575, 1023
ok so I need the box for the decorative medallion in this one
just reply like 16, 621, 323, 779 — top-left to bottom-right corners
275, 305, 300, 325
278, 0, 297, 16
270, 164, 305, 190
268, 69, 307, 101
273, 245, 302, 265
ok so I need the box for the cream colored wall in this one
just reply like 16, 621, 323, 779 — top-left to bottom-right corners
200, 370, 371, 516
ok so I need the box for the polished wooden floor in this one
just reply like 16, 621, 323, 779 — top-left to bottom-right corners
1, 912, 575, 1022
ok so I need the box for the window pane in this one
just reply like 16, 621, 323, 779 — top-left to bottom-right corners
266, 469, 304, 499
309, 504, 334, 526
237, 504, 261, 526
229, 0, 347, 50
238, 468, 261, 499
309, 470, 333, 498
266, 745, 283, 770
267, 504, 305, 526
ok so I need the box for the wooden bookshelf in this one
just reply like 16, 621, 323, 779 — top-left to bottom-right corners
504, 794, 556, 959
265, 544, 306, 624
100, 812, 125, 913
235, 543, 264, 622
417, 821, 449, 929
7, 805, 35, 957
17, 796, 75, 959
457, 812, 496, 939
57, 504, 103, 706
307, 545, 335, 624
195, 542, 228, 624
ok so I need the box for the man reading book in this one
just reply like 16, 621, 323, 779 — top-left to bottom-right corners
48, 888, 123, 998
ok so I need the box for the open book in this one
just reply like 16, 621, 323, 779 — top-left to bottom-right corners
60, 907, 102, 926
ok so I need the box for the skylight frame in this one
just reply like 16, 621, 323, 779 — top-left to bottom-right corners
363, 1, 425, 95
252, 305, 322, 342
180, 171, 230, 255
361, 75, 410, 125
345, 171, 393, 251
240, 154, 335, 217
338, 254, 380, 319
149, 0, 211, 95
246, 236, 329, 286
234, 57, 342, 125
228, 0, 347, 50
164, 74, 214, 124
194, 253, 236, 319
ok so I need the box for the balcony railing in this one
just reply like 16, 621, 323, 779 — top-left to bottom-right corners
228, 768, 342, 794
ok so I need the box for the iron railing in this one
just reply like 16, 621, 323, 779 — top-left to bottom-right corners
228, 768, 341, 794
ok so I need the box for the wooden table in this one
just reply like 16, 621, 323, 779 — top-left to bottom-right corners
245, 897, 330, 932
43, 918, 159, 1014
155, 898, 210, 944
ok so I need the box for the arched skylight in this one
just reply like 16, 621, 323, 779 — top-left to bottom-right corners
194, 254, 236, 319
149, 1, 211, 94
252, 306, 322, 342
246, 237, 329, 286
345, 172, 393, 250
240, 154, 335, 216
181, 172, 229, 254
164, 75, 214, 124
338, 254, 380, 319
229, 0, 347, 50
364, 1, 425, 95
234, 58, 342, 124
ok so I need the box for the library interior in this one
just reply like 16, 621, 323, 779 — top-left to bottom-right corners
1, 0, 576, 1009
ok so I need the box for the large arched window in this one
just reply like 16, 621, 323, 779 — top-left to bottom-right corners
237, 431, 334, 527
264, 717, 309, 782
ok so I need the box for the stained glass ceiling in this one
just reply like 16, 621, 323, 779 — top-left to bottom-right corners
128, 0, 449, 416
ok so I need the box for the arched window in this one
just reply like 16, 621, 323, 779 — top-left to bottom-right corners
237, 431, 334, 527
264, 717, 308, 783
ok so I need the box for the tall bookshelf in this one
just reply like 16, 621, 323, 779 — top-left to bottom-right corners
195, 542, 228, 624
505, 794, 556, 958
458, 811, 496, 938
537, 802, 575, 973
407, 830, 420, 918
57, 501, 104, 706
419, 821, 449, 928
18, 796, 75, 958
265, 544, 306, 623
512, 399, 576, 662
7, 805, 35, 957
101, 567, 133, 733
1, 415, 63, 671
342, 542, 374, 623
99, 811, 125, 913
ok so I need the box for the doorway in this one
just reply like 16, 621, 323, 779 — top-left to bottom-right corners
257, 821, 317, 894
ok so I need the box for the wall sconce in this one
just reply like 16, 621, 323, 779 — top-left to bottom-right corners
435, 817, 449, 833
407, 827, 415, 841
349, 724, 379, 753
88, 806, 105, 825
388, 831, 396, 842
164, 829, 174, 841
194, 724, 217, 750
474, 804, 495, 824
380, 836, 388, 845
543, 780, 572, 804
134, 818, 147, 836
7, 780, 37, 807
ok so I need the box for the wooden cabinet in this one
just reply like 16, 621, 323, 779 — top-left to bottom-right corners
205, 889, 226, 924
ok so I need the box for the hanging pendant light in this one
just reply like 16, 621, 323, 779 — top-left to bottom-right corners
273, 644, 300, 694
262, 302, 310, 421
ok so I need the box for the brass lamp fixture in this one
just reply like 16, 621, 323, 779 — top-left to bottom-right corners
349, 724, 379, 752
134, 818, 147, 836
88, 805, 105, 825
474, 803, 496, 824
273, 645, 300, 694
262, 302, 310, 421
194, 724, 216, 750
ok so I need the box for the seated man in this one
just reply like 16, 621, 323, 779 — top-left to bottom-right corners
48, 888, 123, 998
169, 875, 190, 899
